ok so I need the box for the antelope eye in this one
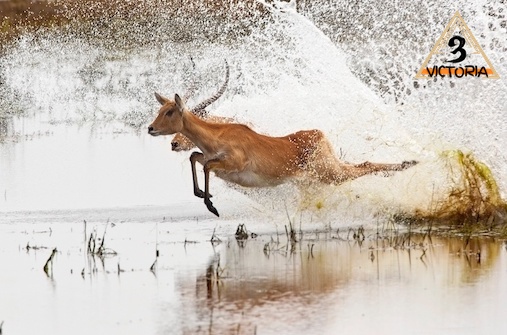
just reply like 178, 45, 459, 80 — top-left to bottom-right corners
165, 110, 174, 117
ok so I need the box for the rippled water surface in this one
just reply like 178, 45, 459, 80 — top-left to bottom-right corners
1, 214, 506, 334
1, 0, 506, 333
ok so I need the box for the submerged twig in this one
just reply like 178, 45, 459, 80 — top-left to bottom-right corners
25, 242, 48, 251
87, 230, 96, 254
235, 224, 249, 241
118, 262, 125, 274
150, 259, 157, 273
150, 222, 159, 273
285, 222, 298, 244
210, 227, 222, 245
235, 223, 249, 248
215, 255, 225, 279
420, 248, 427, 260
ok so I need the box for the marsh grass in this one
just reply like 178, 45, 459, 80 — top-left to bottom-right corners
262, 223, 302, 257
234, 223, 250, 248
235, 224, 249, 241
434, 151, 506, 223
393, 151, 507, 235
87, 226, 117, 258
79, 221, 117, 277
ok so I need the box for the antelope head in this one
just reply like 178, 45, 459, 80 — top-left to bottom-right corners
148, 93, 187, 136
149, 60, 229, 146
170, 132, 195, 151
170, 60, 230, 151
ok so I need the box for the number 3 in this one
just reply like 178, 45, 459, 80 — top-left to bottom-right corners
447, 36, 466, 63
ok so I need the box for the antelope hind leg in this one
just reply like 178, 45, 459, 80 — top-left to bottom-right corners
309, 159, 418, 185
355, 160, 418, 172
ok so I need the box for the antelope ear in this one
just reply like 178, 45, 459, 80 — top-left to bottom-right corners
155, 92, 168, 105
174, 94, 186, 113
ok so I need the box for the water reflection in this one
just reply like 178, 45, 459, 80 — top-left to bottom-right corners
0, 217, 505, 334
175, 233, 506, 334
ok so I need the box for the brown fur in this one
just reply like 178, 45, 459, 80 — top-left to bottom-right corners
148, 94, 417, 216
171, 115, 235, 152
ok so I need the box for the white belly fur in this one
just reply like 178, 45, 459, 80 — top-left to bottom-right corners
215, 170, 285, 187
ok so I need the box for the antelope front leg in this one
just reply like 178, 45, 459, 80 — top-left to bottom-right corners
203, 158, 224, 217
190, 151, 206, 198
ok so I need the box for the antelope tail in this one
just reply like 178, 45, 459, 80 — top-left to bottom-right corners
190, 60, 230, 117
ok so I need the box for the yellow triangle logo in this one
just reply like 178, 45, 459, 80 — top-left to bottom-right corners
415, 11, 499, 79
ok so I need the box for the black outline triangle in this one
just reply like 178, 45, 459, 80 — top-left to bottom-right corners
415, 11, 499, 79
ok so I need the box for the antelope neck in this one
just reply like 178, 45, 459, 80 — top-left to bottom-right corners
181, 111, 216, 154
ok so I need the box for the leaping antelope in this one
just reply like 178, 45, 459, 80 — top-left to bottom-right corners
148, 93, 417, 217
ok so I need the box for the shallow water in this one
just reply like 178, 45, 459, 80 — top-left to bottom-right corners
1, 214, 506, 334
1, 0, 507, 333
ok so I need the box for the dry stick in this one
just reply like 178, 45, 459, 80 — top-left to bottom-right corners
43, 248, 57, 276
283, 201, 292, 226
299, 211, 303, 241
83, 220, 87, 276
117, 260, 125, 275
210, 227, 222, 244
235, 224, 249, 240
427, 184, 436, 236
97, 221, 110, 256
149, 259, 156, 273
283, 203, 298, 244
83, 220, 87, 251
90, 222, 117, 258
263, 242, 270, 257
87, 230, 95, 254
420, 248, 427, 259
150, 222, 159, 273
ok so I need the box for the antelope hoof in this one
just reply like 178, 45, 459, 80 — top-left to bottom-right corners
205, 199, 220, 217
401, 160, 418, 169
194, 189, 212, 198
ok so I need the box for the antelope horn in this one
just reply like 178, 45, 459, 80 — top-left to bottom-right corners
190, 60, 229, 116
182, 56, 197, 103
